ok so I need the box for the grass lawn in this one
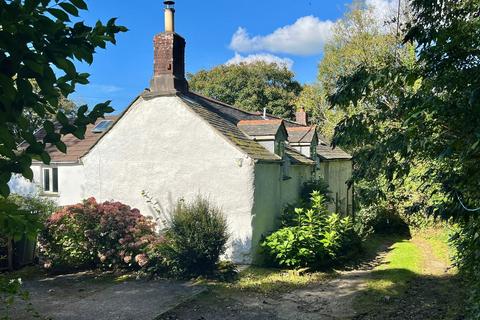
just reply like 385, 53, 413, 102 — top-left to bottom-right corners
353, 227, 465, 319
198, 266, 332, 295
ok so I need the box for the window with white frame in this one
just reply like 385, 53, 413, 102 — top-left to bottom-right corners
43, 167, 58, 193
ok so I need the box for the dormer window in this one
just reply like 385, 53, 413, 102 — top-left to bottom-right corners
237, 119, 288, 157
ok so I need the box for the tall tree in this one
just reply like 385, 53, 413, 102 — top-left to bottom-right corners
329, 0, 480, 315
188, 62, 302, 119
294, 84, 342, 139
0, 0, 127, 196
310, 1, 418, 218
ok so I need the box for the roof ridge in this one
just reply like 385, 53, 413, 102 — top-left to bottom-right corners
238, 119, 283, 125
287, 125, 316, 131
189, 91, 262, 117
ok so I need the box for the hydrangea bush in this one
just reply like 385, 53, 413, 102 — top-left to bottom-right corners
40, 198, 158, 270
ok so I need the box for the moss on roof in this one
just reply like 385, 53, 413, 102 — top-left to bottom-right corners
180, 94, 281, 162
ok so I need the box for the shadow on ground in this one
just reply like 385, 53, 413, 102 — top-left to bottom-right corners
353, 269, 465, 320
2, 271, 205, 320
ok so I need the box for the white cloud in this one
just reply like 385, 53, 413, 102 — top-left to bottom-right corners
366, 0, 400, 24
226, 53, 294, 69
228, 0, 403, 57
365, 0, 404, 32
90, 84, 122, 94
229, 16, 335, 56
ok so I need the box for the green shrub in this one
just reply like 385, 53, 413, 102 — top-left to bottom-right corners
262, 191, 361, 269
8, 193, 57, 224
149, 197, 229, 278
355, 205, 410, 237
451, 219, 480, 318
300, 178, 332, 204
40, 198, 158, 270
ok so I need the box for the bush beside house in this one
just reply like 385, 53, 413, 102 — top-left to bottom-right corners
144, 197, 229, 278
40, 198, 158, 271
262, 191, 361, 269
39, 196, 229, 279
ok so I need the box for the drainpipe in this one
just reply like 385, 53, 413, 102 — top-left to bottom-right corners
351, 159, 355, 223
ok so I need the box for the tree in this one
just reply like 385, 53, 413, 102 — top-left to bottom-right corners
329, 0, 480, 315
188, 62, 302, 119
0, 0, 127, 196
295, 84, 342, 140
11, 81, 78, 144
309, 1, 417, 217
314, 2, 412, 141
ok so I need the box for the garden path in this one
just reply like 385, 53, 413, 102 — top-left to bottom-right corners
160, 233, 464, 320
9, 271, 205, 320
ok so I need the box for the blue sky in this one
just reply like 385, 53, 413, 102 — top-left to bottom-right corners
70, 0, 395, 113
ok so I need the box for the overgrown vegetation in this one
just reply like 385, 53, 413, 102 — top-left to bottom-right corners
262, 191, 361, 269
326, 0, 480, 316
1, 194, 56, 319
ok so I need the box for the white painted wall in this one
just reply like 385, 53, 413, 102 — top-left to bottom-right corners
281, 165, 312, 207
8, 164, 84, 206
250, 162, 312, 263
251, 162, 282, 263
82, 96, 257, 263
318, 160, 353, 214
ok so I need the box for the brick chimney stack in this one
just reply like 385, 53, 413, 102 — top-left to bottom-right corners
295, 108, 308, 126
147, 1, 188, 96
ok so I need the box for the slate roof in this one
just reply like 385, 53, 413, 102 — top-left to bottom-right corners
316, 143, 352, 161
286, 126, 317, 143
179, 93, 281, 162
26, 90, 350, 164
285, 146, 315, 165
237, 119, 284, 137
25, 116, 118, 163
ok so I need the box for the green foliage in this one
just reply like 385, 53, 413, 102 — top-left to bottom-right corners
0, 0, 127, 197
148, 197, 229, 278
0, 277, 29, 319
451, 220, 480, 318
300, 177, 332, 204
355, 206, 409, 237
188, 62, 302, 119
0, 197, 42, 242
8, 193, 57, 224
40, 198, 157, 271
328, 0, 480, 316
262, 191, 361, 269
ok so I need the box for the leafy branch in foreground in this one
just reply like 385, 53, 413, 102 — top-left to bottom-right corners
0, 0, 128, 196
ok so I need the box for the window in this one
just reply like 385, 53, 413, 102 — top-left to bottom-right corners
43, 168, 50, 192
52, 168, 58, 193
43, 167, 59, 193
92, 120, 114, 133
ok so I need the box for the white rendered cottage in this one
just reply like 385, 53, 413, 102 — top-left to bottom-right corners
9, 2, 352, 264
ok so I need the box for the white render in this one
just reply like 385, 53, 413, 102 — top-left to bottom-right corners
318, 160, 353, 214
9, 164, 85, 206
80, 96, 260, 263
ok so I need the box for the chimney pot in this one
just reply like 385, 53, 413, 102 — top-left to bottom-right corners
164, 1, 175, 32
